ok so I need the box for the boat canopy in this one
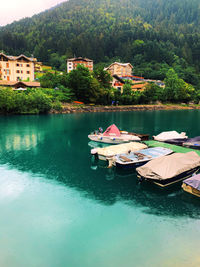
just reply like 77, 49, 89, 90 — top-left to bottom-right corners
153, 131, 187, 141
103, 124, 121, 137
183, 174, 200, 191
136, 151, 200, 180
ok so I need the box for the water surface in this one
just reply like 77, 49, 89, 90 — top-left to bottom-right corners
0, 111, 200, 267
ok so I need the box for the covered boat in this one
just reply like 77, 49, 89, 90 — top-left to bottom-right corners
182, 136, 200, 150
115, 147, 173, 169
136, 151, 200, 187
88, 124, 141, 144
91, 142, 147, 161
153, 131, 187, 142
182, 174, 200, 197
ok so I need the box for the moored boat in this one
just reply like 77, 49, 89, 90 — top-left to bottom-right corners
115, 147, 173, 169
153, 131, 187, 142
91, 142, 147, 162
136, 151, 200, 187
88, 124, 141, 144
182, 174, 200, 197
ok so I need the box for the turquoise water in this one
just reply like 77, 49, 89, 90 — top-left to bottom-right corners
0, 111, 200, 267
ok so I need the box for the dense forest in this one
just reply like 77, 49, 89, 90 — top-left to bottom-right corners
0, 0, 200, 86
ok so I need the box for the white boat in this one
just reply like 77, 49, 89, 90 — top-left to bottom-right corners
88, 124, 141, 144
153, 131, 187, 142
91, 142, 147, 162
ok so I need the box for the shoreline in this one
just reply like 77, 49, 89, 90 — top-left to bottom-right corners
51, 103, 200, 114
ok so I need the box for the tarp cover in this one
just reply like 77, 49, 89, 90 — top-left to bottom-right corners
103, 124, 121, 137
96, 142, 147, 157
136, 151, 200, 180
183, 174, 200, 191
153, 131, 187, 141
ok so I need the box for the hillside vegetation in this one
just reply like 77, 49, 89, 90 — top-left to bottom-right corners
0, 0, 200, 85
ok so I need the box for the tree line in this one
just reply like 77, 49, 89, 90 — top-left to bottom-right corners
0, 65, 199, 114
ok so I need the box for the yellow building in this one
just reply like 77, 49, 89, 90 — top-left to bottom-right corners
104, 62, 133, 77
0, 53, 37, 82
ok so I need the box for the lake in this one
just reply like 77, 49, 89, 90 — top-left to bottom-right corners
0, 110, 200, 267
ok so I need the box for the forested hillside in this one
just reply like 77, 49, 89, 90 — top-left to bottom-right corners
0, 0, 200, 85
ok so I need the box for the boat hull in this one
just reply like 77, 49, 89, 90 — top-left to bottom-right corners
116, 159, 149, 169
88, 135, 140, 144
182, 183, 200, 197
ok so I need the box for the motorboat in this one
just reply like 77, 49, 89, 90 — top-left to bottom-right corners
182, 174, 200, 197
88, 124, 141, 144
115, 147, 173, 169
136, 151, 200, 187
153, 131, 187, 142
91, 142, 147, 162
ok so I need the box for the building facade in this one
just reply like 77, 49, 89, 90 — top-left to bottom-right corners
104, 62, 133, 77
67, 57, 93, 73
0, 53, 36, 82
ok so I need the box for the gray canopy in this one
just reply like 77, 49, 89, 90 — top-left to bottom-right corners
183, 174, 200, 191
136, 152, 200, 180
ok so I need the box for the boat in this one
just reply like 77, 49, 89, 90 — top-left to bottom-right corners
115, 147, 173, 169
91, 142, 147, 162
88, 124, 141, 144
182, 174, 200, 197
136, 151, 200, 187
182, 136, 200, 150
153, 131, 187, 142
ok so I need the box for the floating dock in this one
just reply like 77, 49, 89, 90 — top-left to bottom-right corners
144, 140, 200, 156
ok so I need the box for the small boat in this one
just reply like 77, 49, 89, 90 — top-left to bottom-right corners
91, 142, 147, 162
88, 124, 141, 144
136, 151, 200, 187
182, 136, 200, 150
153, 131, 187, 142
182, 174, 200, 197
115, 147, 173, 169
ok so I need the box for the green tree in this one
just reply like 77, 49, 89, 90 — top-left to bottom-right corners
164, 68, 194, 103
93, 67, 112, 89
66, 65, 102, 103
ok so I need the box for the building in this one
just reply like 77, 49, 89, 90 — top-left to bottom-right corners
0, 53, 37, 82
67, 57, 93, 73
104, 62, 133, 77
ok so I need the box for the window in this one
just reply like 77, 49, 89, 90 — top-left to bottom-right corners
16, 70, 20, 73
20, 64, 23, 67
27, 71, 30, 74
17, 77, 20, 81
16, 63, 19, 67
21, 70, 23, 73
6, 63, 9, 68
6, 69, 10, 75
26, 64, 30, 67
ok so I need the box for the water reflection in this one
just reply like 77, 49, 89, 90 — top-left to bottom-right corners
0, 112, 200, 219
